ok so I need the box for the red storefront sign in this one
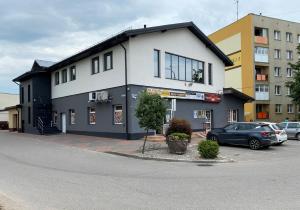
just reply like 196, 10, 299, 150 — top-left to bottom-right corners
205, 93, 221, 103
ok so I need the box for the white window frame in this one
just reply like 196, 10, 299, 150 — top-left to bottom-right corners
274, 30, 281, 40
286, 68, 293, 77
114, 105, 123, 125
274, 49, 281, 59
275, 104, 282, 113
287, 104, 294, 113
287, 86, 291, 96
228, 109, 238, 123
275, 85, 281, 95
274, 67, 281, 77
286, 50, 293, 60
286, 32, 293, 42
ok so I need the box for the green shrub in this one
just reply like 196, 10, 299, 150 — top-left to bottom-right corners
168, 132, 189, 141
198, 140, 219, 159
166, 118, 192, 140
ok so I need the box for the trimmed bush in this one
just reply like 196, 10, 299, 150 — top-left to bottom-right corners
198, 140, 219, 159
168, 132, 189, 141
166, 118, 192, 140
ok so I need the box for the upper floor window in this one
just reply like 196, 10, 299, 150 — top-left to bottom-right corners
275, 85, 281, 95
104, 51, 113, 71
91, 56, 100, 74
27, 84, 31, 102
286, 50, 293, 60
255, 84, 269, 92
287, 104, 294, 113
298, 34, 300, 43
208, 63, 213, 85
193, 60, 205, 84
274, 67, 281, 77
274, 49, 281, 59
153, 49, 160, 77
286, 32, 293, 42
254, 27, 268, 37
55, 71, 59, 85
69, 66, 76, 81
275, 104, 282, 113
286, 68, 293, 77
274, 30, 281, 40
62, 69, 67, 83
20, 86, 24, 103
287, 86, 291, 96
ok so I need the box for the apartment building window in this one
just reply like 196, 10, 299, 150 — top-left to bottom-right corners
298, 34, 300, 43
287, 86, 291, 96
255, 84, 269, 93
286, 32, 293, 42
287, 104, 294, 113
21, 87, 24, 103
275, 104, 282, 113
274, 30, 281, 40
69, 109, 76, 125
62, 69, 67, 83
165, 52, 203, 83
208, 63, 213, 85
55, 71, 60, 85
153, 49, 160, 77
91, 56, 100, 74
275, 85, 281, 95
69, 66, 76, 81
104, 51, 113, 71
27, 85, 31, 102
88, 107, 96, 125
113, 105, 123, 124
28, 106, 31, 124
286, 68, 293, 77
228, 109, 238, 123
274, 49, 281, 59
286, 50, 293, 60
274, 67, 281, 77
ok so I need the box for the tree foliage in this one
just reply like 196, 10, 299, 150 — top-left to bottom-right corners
135, 91, 167, 153
287, 45, 300, 105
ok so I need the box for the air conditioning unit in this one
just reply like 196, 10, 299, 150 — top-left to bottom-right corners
89, 92, 97, 102
96, 91, 109, 102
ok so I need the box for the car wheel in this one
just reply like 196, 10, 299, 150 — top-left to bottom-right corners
296, 133, 300, 141
249, 138, 260, 150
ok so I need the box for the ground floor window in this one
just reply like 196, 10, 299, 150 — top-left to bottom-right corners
89, 107, 96, 125
287, 104, 294, 113
69, 109, 76, 125
53, 111, 58, 125
275, 104, 282, 113
228, 109, 238, 123
193, 110, 207, 119
113, 105, 123, 124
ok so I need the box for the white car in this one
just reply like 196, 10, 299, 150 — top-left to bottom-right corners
262, 122, 287, 145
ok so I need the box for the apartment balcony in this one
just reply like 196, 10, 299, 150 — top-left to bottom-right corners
255, 53, 269, 63
255, 91, 269, 100
255, 36, 268, 45
256, 112, 269, 119
256, 74, 268, 81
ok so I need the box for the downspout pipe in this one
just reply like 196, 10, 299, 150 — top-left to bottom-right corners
120, 43, 129, 140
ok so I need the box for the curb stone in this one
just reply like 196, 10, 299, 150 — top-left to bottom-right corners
105, 152, 235, 163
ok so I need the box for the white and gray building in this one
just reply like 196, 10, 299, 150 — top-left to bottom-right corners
13, 22, 252, 139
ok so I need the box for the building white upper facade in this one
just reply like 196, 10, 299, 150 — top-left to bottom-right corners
51, 26, 228, 99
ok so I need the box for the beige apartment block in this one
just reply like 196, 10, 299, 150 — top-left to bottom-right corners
209, 13, 300, 122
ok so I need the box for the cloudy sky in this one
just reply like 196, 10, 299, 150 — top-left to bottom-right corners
0, 0, 299, 94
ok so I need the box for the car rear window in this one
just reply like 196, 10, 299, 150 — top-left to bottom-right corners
254, 125, 272, 131
271, 124, 281, 130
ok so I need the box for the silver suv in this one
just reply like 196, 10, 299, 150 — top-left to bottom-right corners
278, 122, 300, 140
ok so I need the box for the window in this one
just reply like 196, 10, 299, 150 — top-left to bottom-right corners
165, 53, 172, 79
255, 84, 269, 92
28, 106, 31, 124
62, 69, 67, 83
287, 86, 291, 96
69, 66, 76, 81
286, 50, 293, 60
274, 30, 281, 40
178, 56, 185, 80
114, 105, 123, 124
21, 87, 24, 103
298, 34, 300, 43
275, 85, 281, 95
171, 54, 179, 80
275, 104, 282, 113
53, 111, 58, 125
228, 109, 238, 123
104, 52, 113, 71
274, 67, 281, 77
185, 58, 192, 82
274, 49, 281, 59
69, 109, 75, 125
193, 60, 204, 84
88, 107, 96, 125
286, 32, 293, 42
91, 56, 100, 74
286, 68, 293, 77
287, 104, 294, 113
55, 71, 60, 85
208, 63, 213, 85
153, 50, 160, 77
27, 85, 31, 102
287, 122, 300, 128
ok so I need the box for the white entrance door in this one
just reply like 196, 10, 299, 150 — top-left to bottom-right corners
61, 113, 66, 133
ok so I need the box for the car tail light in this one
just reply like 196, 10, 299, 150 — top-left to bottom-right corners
260, 131, 271, 138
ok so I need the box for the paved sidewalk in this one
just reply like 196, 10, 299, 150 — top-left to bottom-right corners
1, 131, 202, 155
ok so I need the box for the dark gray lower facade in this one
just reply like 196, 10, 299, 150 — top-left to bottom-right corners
51, 85, 245, 140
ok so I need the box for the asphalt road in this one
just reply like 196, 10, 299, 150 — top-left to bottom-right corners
0, 131, 300, 210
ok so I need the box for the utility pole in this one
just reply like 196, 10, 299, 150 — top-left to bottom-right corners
235, 0, 239, 21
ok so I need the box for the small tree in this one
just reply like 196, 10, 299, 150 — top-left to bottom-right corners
287, 45, 300, 118
135, 91, 167, 154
